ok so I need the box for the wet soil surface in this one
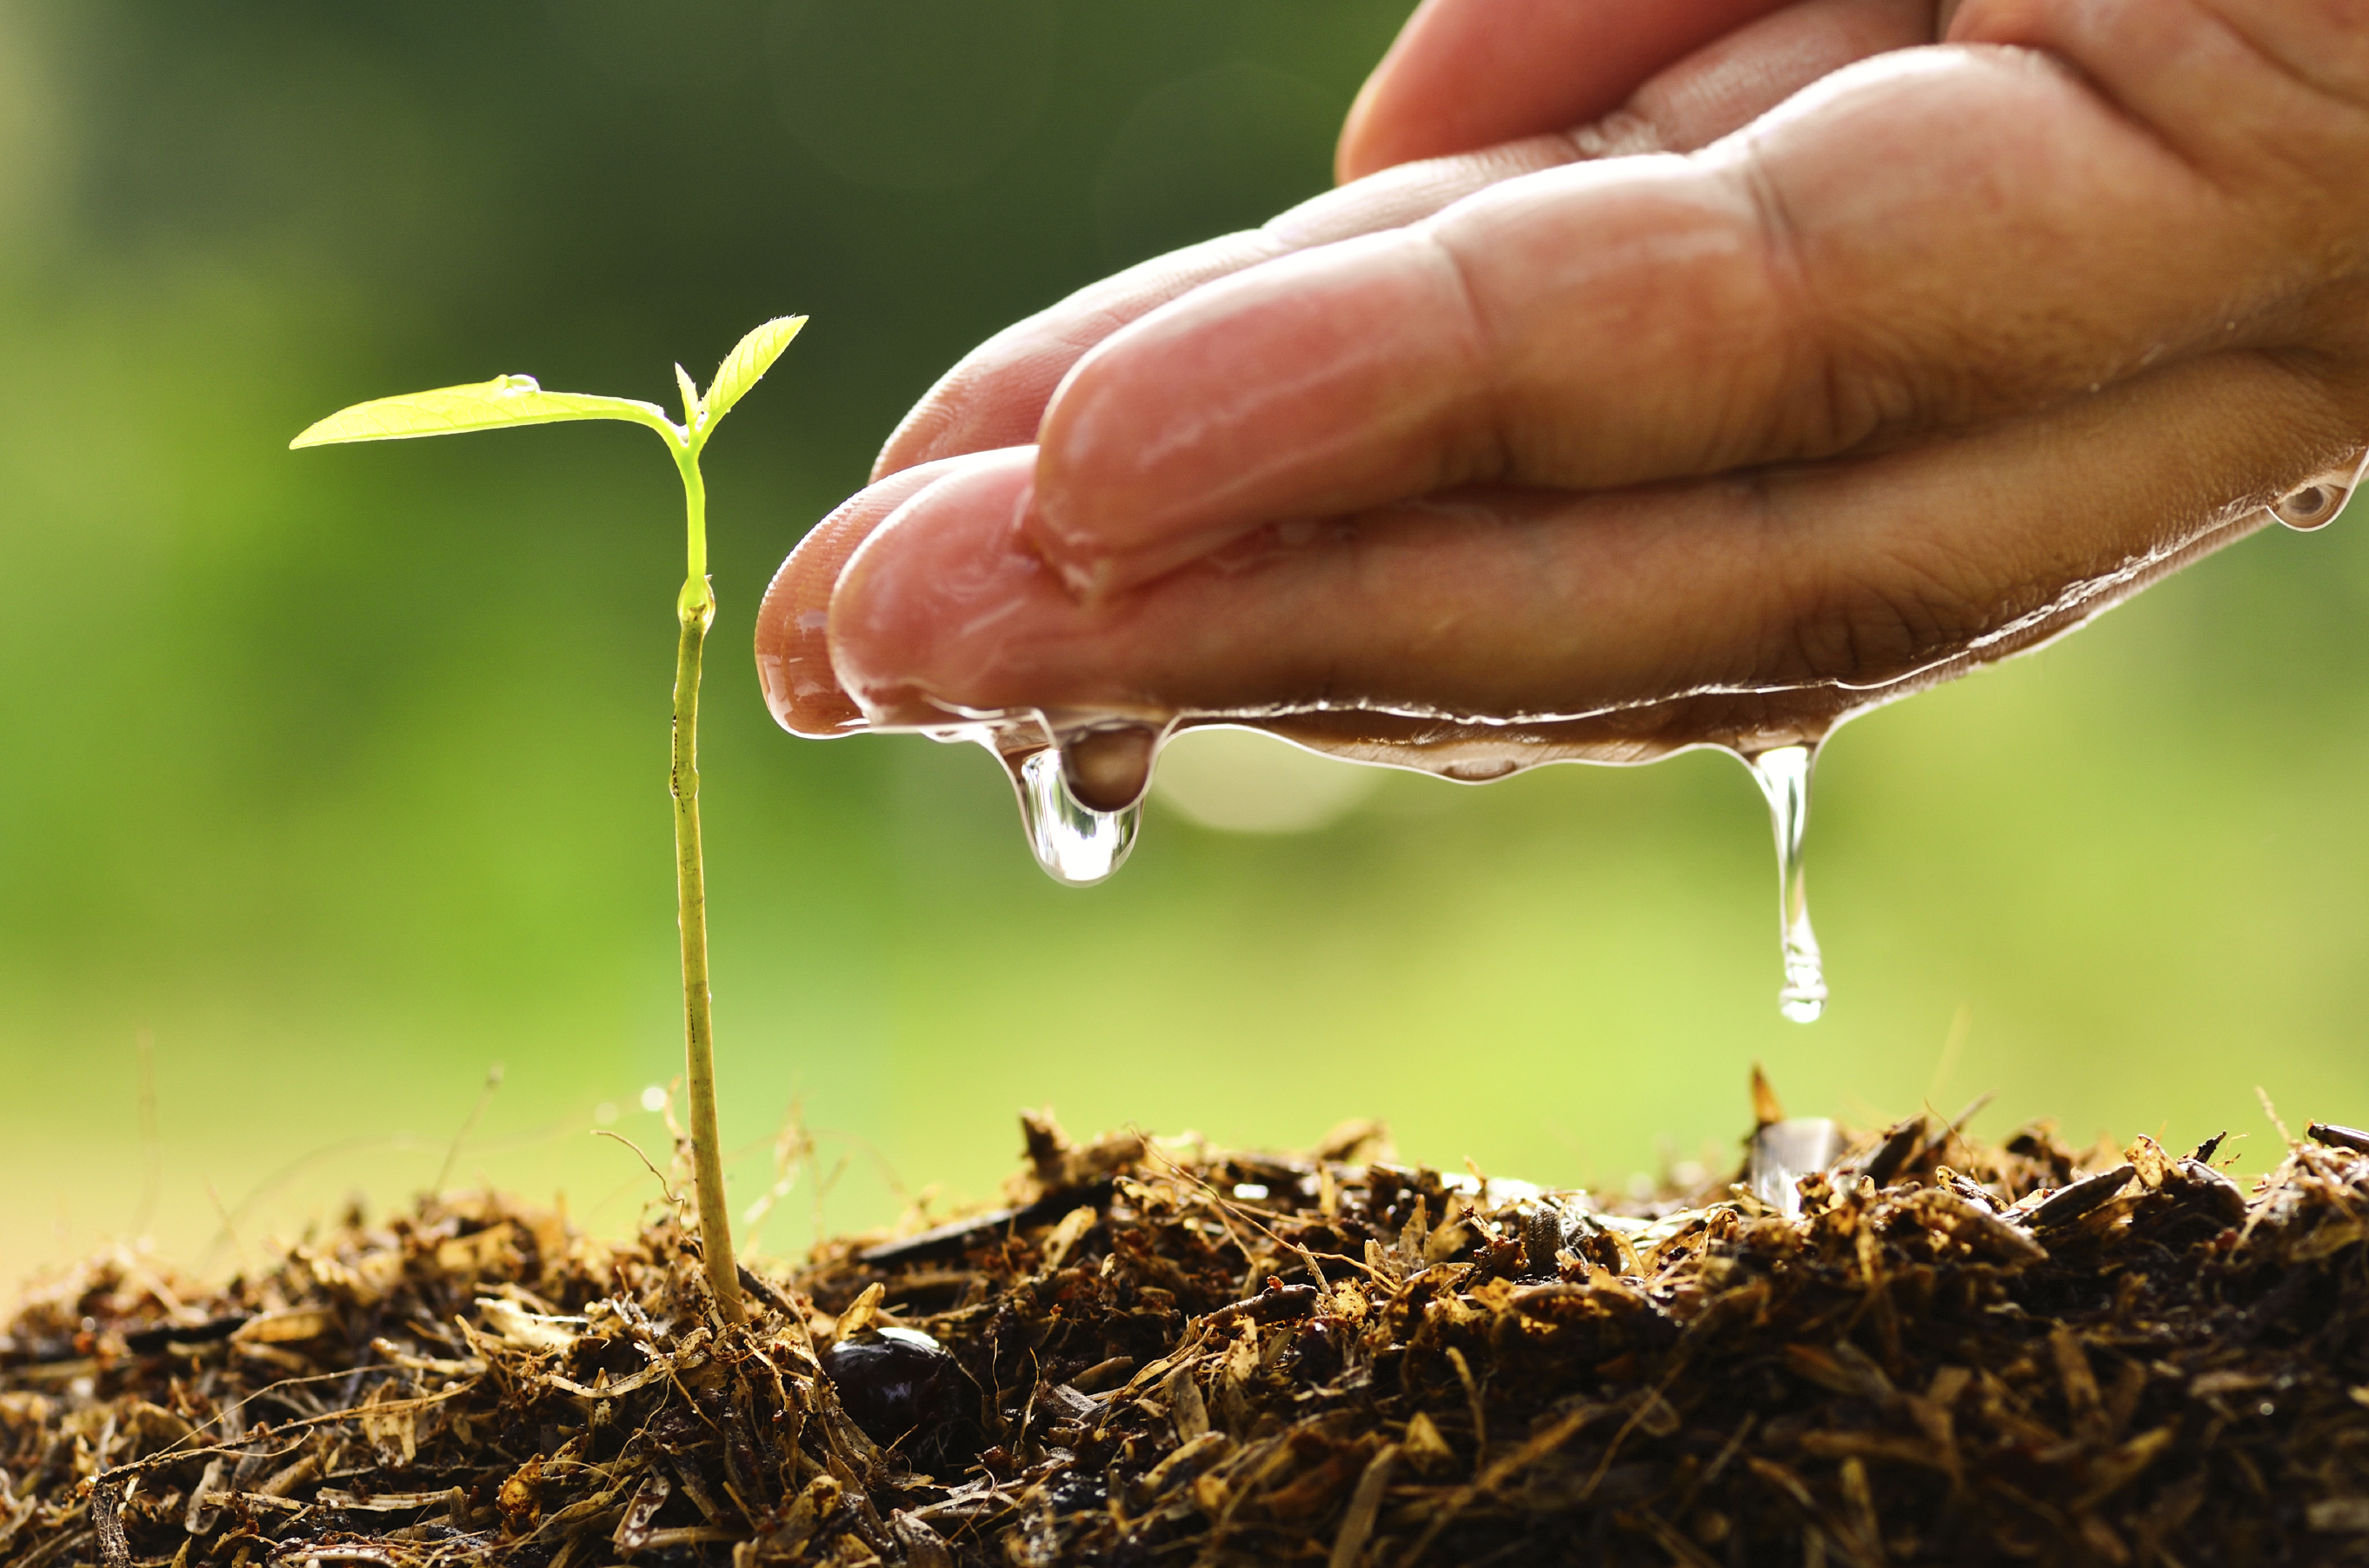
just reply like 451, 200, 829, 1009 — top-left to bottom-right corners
7, 1095, 2369, 1566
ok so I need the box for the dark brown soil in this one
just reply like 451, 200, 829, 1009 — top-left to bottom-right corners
7, 1092, 2369, 1567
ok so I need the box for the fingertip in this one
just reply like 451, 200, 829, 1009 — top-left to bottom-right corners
755, 457, 981, 737
755, 512, 871, 739
869, 401, 948, 485
1334, 15, 1419, 183
872, 358, 1035, 481
828, 447, 1055, 724
868, 329, 1054, 482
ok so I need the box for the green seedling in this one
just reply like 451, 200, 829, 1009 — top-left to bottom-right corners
292, 316, 808, 1325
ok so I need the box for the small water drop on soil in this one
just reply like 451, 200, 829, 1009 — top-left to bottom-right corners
1744, 743, 1827, 1024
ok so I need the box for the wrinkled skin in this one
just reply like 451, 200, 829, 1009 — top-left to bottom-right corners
756, 0, 2369, 797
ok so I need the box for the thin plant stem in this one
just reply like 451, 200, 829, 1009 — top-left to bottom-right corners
671, 440, 744, 1325
290, 319, 810, 1326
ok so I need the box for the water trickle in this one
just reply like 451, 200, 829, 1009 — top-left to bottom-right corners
1003, 745, 1141, 887
1744, 743, 1827, 1025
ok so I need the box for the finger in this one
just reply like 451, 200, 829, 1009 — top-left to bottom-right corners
827, 448, 1060, 731
1023, 43, 2323, 596
829, 351, 2362, 734
1570, 0, 1937, 161
754, 453, 1002, 736
867, 147, 1570, 480
1339, 0, 1811, 179
874, 0, 1941, 480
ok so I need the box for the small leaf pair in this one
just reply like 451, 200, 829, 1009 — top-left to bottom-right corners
289, 315, 806, 455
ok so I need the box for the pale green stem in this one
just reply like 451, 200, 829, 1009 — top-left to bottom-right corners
670, 438, 743, 1325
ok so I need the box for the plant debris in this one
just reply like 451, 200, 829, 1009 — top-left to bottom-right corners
9, 1092, 2369, 1565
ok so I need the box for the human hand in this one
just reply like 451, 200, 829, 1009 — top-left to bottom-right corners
859, 0, 1942, 477
760, 0, 2369, 800
759, 0, 1948, 753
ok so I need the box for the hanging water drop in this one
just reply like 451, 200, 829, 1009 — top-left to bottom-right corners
2273, 475, 2351, 532
1745, 743, 1827, 1024
1056, 724, 1161, 813
1007, 746, 1141, 886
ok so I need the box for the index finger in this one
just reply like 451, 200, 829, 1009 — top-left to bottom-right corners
755, 454, 995, 736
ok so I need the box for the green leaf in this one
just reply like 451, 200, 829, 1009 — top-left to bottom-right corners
289, 375, 675, 449
701, 316, 807, 426
674, 363, 702, 428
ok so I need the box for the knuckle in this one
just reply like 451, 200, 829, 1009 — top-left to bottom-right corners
1731, 156, 1929, 460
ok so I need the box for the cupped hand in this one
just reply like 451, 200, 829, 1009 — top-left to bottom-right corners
760, 0, 2369, 777
863, 0, 1940, 482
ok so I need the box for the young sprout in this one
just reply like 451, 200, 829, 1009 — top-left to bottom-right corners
292, 316, 808, 1325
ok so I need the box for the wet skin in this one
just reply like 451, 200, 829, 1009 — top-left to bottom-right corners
756, 0, 2369, 787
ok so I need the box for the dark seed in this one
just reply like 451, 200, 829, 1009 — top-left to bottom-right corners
822, 1326, 969, 1463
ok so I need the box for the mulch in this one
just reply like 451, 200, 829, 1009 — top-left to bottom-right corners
7, 1082, 2369, 1566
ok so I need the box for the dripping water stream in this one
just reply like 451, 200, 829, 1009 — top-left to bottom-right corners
980, 717, 1836, 1022
1744, 743, 1826, 1024
841, 468, 2365, 1020
971, 717, 1840, 1019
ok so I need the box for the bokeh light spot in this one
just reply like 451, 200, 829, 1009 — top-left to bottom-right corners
1154, 726, 1382, 834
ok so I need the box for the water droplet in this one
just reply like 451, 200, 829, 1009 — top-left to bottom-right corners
1744, 744, 1827, 1024
2274, 477, 2349, 531
1006, 745, 1140, 886
1442, 757, 1520, 782
1055, 723, 1160, 813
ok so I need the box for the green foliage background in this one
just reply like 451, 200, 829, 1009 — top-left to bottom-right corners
3, 0, 2366, 1277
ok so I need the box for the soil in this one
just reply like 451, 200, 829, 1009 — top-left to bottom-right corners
6, 1089, 2369, 1567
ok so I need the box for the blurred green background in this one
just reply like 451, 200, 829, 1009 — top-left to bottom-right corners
4, 0, 2366, 1282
